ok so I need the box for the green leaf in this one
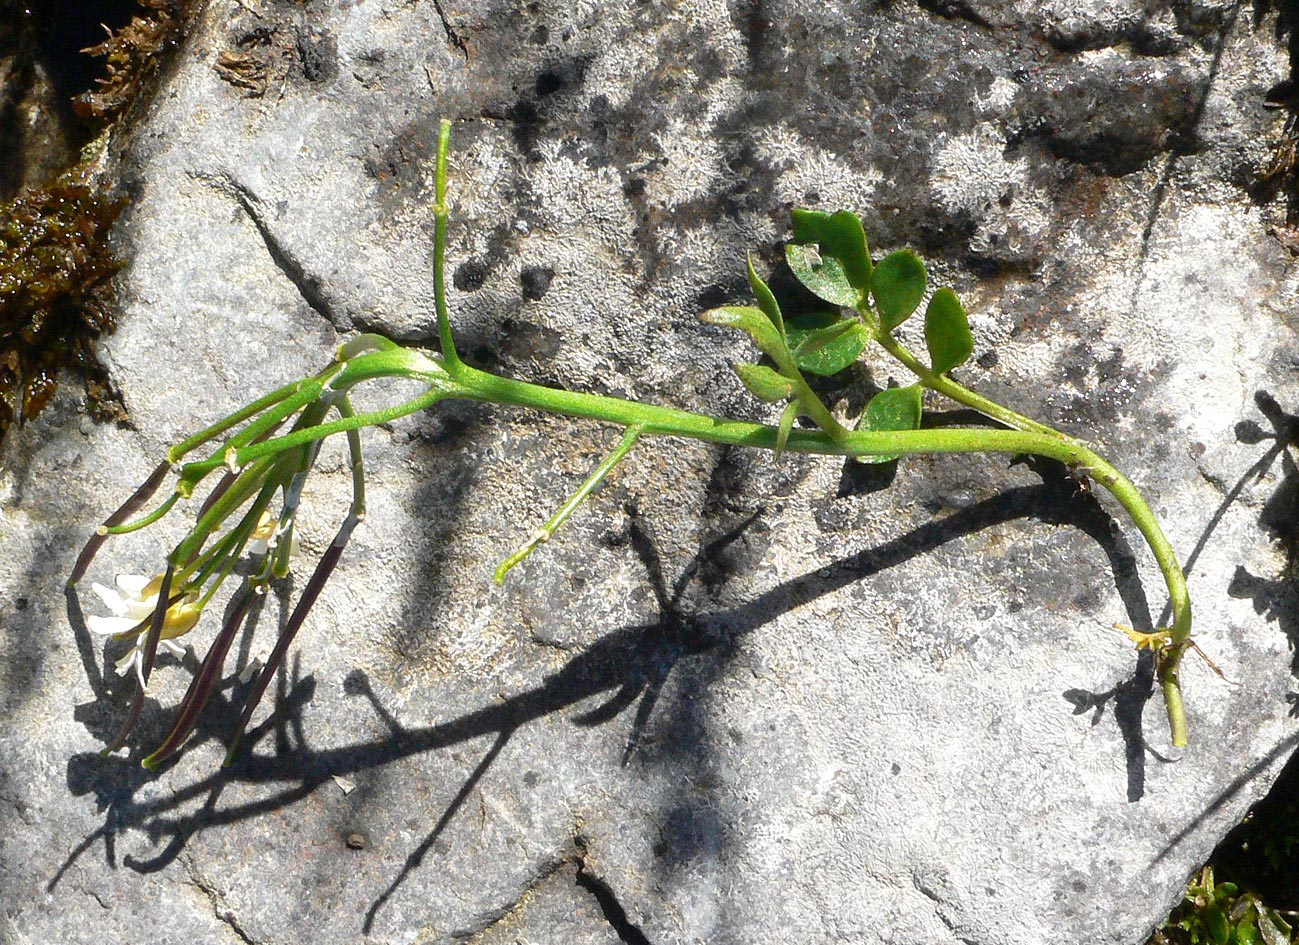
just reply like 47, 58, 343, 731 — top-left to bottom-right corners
1235, 915, 1261, 945
924, 287, 974, 375
786, 209, 872, 308
872, 250, 927, 331
1206, 904, 1231, 945
785, 244, 856, 308
734, 363, 794, 404
854, 385, 923, 464
701, 306, 791, 365
788, 318, 869, 376
747, 253, 785, 337
785, 309, 840, 332
775, 400, 798, 458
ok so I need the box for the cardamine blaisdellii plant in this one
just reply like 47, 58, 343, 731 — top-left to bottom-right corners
69, 120, 1195, 767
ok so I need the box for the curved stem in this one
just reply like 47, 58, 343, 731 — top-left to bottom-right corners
875, 331, 1191, 743
463, 363, 1190, 743
876, 333, 1060, 438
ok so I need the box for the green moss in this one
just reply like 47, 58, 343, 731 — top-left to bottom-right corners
1151, 752, 1299, 945
74, 0, 194, 122
0, 165, 125, 432
0, 0, 200, 438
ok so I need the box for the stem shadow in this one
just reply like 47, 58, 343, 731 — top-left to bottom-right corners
53, 450, 1156, 926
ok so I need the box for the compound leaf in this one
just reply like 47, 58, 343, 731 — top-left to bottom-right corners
734, 363, 795, 404
872, 250, 927, 331
924, 287, 974, 375
854, 384, 923, 464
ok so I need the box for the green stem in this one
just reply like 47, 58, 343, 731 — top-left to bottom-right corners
238, 356, 1188, 742
877, 333, 1060, 438
434, 118, 462, 375
174, 376, 334, 493
216, 385, 452, 472
876, 330, 1191, 743
472, 364, 1190, 743
792, 374, 849, 441
166, 378, 304, 463
495, 424, 643, 583
171, 455, 279, 569
102, 492, 180, 535
878, 328, 1189, 743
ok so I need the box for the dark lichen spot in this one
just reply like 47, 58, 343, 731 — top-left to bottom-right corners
1017, 60, 1201, 175
453, 258, 489, 292
519, 264, 554, 301
365, 117, 440, 196
297, 27, 338, 83
693, 284, 733, 312
498, 316, 564, 363
535, 59, 584, 97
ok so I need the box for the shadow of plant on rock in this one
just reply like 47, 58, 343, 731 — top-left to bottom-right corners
53, 454, 1162, 932
1226, 391, 1299, 689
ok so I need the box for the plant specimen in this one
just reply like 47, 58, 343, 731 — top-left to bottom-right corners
69, 120, 1195, 767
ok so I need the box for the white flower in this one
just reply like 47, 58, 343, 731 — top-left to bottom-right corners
88, 574, 202, 688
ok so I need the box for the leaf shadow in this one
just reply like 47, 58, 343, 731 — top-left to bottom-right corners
1224, 391, 1299, 685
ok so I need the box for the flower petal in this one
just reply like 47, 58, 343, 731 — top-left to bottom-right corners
90, 582, 130, 617
88, 614, 142, 636
115, 573, 152, 595
114, 646, 141, 675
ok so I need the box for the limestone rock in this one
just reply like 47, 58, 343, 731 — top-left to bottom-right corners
2, 2, 1297, 944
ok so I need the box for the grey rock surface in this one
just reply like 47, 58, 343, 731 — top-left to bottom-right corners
2, 1, 1299, 943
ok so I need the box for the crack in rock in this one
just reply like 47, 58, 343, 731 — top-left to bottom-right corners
457, 854, 575, 941
191, 170, 399, 339
912, 873, 978, 945
432, 0, 468, 59
574, 842, 653, 945
183, 854, 258, 945
221, 176, 342, 332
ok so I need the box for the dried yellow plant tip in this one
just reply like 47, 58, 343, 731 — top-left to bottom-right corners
1116, 624, 1173, 651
